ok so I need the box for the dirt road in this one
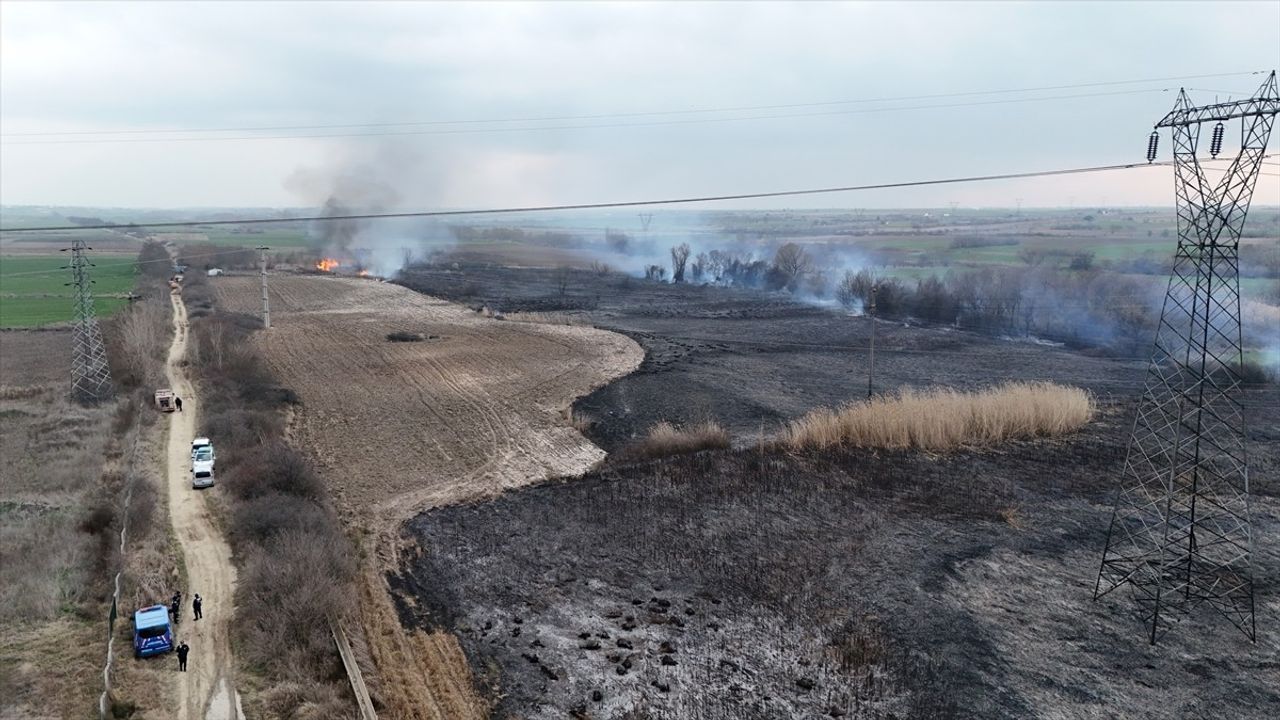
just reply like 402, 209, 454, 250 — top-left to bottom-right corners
213, 275, 643, 719
164, 289, 244, 720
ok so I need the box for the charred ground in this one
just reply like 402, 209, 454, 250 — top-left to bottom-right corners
392, 401, 1280, 719
396, 263, 1151, 451
393, 261, 1280, 719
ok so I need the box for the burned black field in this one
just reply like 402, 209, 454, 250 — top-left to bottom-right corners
393, 264, 1280, 719
396, 264, 1153, 451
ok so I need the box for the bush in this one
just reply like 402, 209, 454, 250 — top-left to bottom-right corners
783, 382, 1094, 452
235, 529, 355, 682
622, 420, 731, 460
182, 273, 357, 705
229, 493, 330, 554
224, 443, 325, 502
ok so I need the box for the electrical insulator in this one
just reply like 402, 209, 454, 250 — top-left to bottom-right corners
1210, 122, 1225, 158
1146, 131, 1159, 163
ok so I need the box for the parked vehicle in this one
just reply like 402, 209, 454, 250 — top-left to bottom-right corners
154, 389, 176, 412
192, 459, 215, 489
191, 437, 213, 460
133, 605, 174, 658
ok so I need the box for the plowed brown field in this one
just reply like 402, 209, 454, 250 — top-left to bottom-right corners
212, 275, 643, 719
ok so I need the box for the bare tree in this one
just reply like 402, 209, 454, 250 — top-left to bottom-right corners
691, 252, 708, 283
554, 266, 571, 296
707, 250, 730, 282
644, 264, 667, 282
772, 243, 813, 291
670, 243, 691, 283
835, 270, 861, 309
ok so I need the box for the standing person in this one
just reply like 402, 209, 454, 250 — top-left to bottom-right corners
177, 642, 190, 672
192, 594, 203, 621
175, 396, 183, 412
171, 596, 181, 624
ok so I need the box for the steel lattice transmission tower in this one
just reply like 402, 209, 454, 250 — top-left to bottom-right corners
64, 238, 114, 403
1094, 72, 1279, 643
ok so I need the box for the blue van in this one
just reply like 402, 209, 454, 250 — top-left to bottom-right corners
133, 605, 174, 658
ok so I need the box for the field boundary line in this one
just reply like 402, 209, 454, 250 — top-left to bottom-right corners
331, 618, 379, 720
98, 422, 144, 719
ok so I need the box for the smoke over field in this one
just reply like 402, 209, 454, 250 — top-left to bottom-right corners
284, 143, 454, 277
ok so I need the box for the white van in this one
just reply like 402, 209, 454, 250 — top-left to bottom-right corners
191, 437, 214, 461
192, 462, 215, 489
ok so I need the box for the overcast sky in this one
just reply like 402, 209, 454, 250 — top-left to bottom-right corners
2, 0, 1278, 211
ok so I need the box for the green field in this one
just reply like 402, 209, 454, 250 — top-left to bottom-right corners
0, 296, 128, 327
192, 226, 311, 247
0, 255, 137, 327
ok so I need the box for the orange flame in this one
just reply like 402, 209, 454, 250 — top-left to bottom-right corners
357, 269, 370, 277
316, 258, 339, 272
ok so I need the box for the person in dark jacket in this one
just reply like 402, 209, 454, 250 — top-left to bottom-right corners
177, 642, 190, 672
192, 594, 203, 621
175, 397, 183, 412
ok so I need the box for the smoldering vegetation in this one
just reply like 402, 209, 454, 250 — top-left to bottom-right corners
396, 395, 1280, 719
398, 209, 1277, 372
183, 271, 358, 715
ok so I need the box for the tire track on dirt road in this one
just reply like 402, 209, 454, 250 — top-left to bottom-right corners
165, 289, 244, 720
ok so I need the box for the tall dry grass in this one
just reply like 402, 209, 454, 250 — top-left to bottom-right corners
783, 382, 1094, 452
623, 420, 731, 460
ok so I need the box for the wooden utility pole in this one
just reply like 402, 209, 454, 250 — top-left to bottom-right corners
257, 246, 270, 329
866, 284, 877, 399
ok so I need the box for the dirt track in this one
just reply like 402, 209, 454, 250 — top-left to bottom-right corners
212, 275, 643, 718
164, 290, 244, 720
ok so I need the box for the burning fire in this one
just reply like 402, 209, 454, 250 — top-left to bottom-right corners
316, 258, 339, 272
357, 269, 370, 277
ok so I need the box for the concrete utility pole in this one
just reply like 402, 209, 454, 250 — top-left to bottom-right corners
257, 246, 270, 329
866, 284, 878, 399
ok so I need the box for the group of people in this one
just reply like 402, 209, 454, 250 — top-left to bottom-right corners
169, 590, 205, 672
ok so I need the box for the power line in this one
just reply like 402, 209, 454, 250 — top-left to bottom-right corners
4, 71, 1262, 140
0, 159, 1209, 234
0, 87, 1187, 146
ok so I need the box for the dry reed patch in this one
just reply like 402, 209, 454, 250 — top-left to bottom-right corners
623, 420, 731, 460
503, 311, 589, 326
783, 382, 1094, 452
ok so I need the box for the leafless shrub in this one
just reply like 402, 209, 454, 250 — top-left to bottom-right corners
103, 299, 169, 392
623, 420, 731, 460
229, 493, 330, 549
783, 382, 1094, 452
184, 285, 358, 706
554, 265, 572, 296
224, 443, 325, 502
236, 529, 356, 682
589, 260, 613, 276
255, 680, 352, 720
670, 243, 691, 283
